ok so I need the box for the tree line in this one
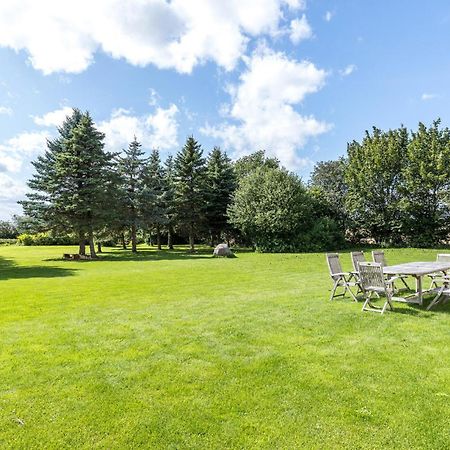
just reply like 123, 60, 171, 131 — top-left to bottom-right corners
12, 109, 450, 253
311, 119, 450, 247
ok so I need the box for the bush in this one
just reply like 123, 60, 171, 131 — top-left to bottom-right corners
17, 233, 78, 246
0, 238, 18, 245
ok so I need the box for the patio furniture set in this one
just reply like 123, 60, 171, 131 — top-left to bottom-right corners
326, 251, 450, 314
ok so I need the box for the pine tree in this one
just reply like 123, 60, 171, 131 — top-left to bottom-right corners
164, 155, 176, 249
205, 147, 236, 246
117, 137, 146, 253
141, 149, 167, 250
21, 110, 115, 257
173, 136, 207, 252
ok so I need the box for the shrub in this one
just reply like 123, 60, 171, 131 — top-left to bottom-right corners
17, 233, 78, 246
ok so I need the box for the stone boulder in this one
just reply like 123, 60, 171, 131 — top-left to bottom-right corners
213, 243, 233, 257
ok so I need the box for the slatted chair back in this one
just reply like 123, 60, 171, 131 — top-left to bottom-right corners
351, 251, 365, 273
358, 262, 386, 293
372, 250, 386, 267
326, 253, 343, 280
437, 253, 450, 262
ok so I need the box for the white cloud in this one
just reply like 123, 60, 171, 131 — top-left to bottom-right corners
324, 11, 333, 22
0, 106, 13, 116
289, 14, 313, 44
421, 93, 438, 101
0, 0, 305, 75
340, 64, 357, 76
33, 106, 73, 127
201, 46, 331, 169
99, 105, 179, 152
0, 130, 50, 173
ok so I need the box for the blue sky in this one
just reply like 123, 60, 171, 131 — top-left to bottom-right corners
0, 0, 449, 218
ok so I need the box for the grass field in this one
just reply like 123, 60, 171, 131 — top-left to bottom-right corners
0, 245, 449, 449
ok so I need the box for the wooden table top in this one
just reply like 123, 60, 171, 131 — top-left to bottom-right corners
383, 261, 450, 276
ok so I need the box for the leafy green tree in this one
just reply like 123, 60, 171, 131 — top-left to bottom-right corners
116, 137, 146, 253
173, 136, 207, 252
309, 157, 349, 233
0, 220, 18, 238
401, 119, 450, 245
141, 149, 167, 250
205, 147, 236, 246
345, 126, 408, 244
21, 110, 115, 257
228, 166, 311, 252
234, 150, 279, 179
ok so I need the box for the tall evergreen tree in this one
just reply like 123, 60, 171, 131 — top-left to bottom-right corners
117, 137, 146, 253
205, 147, 236, 246
164, 155, 176, 249
21, 110, 115, 257
173, 136, 207, 252
141, 149, 167, 250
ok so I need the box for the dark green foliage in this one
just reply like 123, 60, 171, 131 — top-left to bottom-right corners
401, 120, 450, 246
228, 166, 312, 252
205, 147, 236, 246
173, 136, 207, 251
141, 149, 167, 249
345, 126, 408, 244
21, 109, 116, 257
0, 220, 18, 239
116, 137, 146, 252
309, 158, 349, 233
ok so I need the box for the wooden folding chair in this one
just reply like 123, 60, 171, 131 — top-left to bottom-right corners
326, 253, 359, 302
428, 253, 450, 289
372, 250, 409, 290
350, 251, 366, 296
358, 262, 395, 314
427, 274, 450, 310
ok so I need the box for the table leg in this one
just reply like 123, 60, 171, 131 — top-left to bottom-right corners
416, 276, 423, 306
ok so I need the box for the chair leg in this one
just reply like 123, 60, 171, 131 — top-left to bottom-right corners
427, 287, 444, 311
329, 279, 339, 301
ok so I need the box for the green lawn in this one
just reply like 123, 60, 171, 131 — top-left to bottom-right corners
0, 245, 449, 449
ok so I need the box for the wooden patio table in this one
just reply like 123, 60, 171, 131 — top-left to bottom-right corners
383, 261, 450, 306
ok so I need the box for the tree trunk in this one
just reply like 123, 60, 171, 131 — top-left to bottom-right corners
121, 233, 127, 250
78, 230, 86, 255
167, 225, 174, 250
189, 223, 195, 252
156, 225, 161, 250
131, 224, 137, 253
210, 230, 214, 247
88, 229, 97, 259
97, 242, 102, 253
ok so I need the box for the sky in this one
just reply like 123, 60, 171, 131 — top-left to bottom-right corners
0, 0, 450, 219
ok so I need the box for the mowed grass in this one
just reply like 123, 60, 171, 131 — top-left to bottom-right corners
0, 245, 449, 449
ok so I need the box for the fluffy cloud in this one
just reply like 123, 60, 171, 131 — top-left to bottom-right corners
33, 106, 73, 126
0, 130, 50, 173
289, 15, 313, 44
99, 105, 179, 152
0, 0, 305, 75
339, 64, 357, 76
201, 46, 331, 169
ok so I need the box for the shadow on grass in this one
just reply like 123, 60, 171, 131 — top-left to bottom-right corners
44, 246, 244, 263
0, 256, 77, 281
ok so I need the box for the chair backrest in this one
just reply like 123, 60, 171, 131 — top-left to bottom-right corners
326, 253, 342, 279
351, 251, 365, 272
437, 253, 450, 262
372, 250, 386, 266
358, 262, 386, 292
